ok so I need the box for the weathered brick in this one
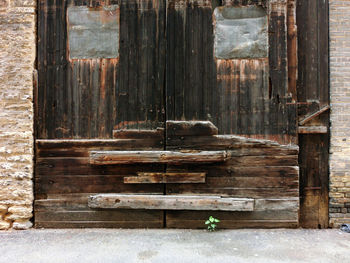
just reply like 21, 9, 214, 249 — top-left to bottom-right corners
6, 205, 32, 220
329, 0, 350, 227
12, 220, 32, 230
0, 0, 35, 230
0, 220, 10, 230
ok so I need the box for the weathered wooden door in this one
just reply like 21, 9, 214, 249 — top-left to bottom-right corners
35, 0, 300, 228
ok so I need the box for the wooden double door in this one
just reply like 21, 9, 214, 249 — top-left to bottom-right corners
36, 0, 296, 142
35, 0, 328, 228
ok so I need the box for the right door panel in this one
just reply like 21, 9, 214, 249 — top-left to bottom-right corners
166, 0, 297, 145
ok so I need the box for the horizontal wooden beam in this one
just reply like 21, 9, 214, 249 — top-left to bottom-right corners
35, 139, 163, 150
298, 126, 328, 134
88, 194, 254, 211
113, 128, 164, 139
166, 120, 218, 136
299, 105, 330, 125
90, 150, 227, 165
124, 172, 206, 184
254, 198, 299, 211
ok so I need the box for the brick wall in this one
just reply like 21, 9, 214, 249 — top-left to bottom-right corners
329, 0, 350, 227
0, 0, 35, 230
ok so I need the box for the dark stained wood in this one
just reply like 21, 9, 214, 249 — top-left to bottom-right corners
165, 128, 299, 206
216, 59, 270, 137
299, 105, 330, 125
166, 121, 218, 136
225, 155, 298, 166
90, 150, 227, 165
166, 208, 298, 229
36, 139, 163, 150
35, 131, 299, 228
36, 0, 302, 229
165, 176, 298, 190
88, 194, 254, 211
297, 0, 329, 228
35, 135, 165, 228
166, 0, 217, 124
167, 134, 299, 150
37, 0, 166, 139
35, 221, 163, 228
287, 0, 298, 102
211, 0, 297, 144
166, 218, 298, 229
124, 172, 206, 184
35, 157, 164, 176
223, 0, 268, 7
227, 147, 299, 156
166, 197, 299, 229
268, 0, 297, 145
299, 134, 329, 228
255, 198, 299, 211
113, 128, 164, 139
167, 187, 298, 199
34, 193, 164, 228
35, 175, 164, 195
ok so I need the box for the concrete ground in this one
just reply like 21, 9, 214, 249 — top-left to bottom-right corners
1, 229, 350, 263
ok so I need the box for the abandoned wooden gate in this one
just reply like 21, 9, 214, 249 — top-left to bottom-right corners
35, 0, 329, 228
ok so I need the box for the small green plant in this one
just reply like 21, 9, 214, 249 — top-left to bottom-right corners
205, 216, 220, 231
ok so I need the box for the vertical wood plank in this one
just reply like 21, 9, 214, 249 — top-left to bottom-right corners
166, 0, 217, 123
297, 0, 329, 228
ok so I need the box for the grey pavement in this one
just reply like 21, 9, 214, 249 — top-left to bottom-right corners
1, 229, 350, 263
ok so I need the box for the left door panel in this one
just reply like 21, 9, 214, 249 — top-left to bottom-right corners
36, 0, 166, 139
35, 0, 166, 228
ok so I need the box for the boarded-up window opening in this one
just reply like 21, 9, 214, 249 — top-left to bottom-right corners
67, 5, 120, 59
214, 6, 268, 59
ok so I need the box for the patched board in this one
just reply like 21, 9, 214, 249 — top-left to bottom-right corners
67, 5, 120, 59
214, 6, 268, 59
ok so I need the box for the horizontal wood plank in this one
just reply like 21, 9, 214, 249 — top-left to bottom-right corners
88, 194, 254, 211
124, 172, 206, 184
167, 135, 299, 151
165, 219, 298, 229
298, 126, 328, 134
113, 128, 164, 139
90, 150, 227, 165
36, 157, 165, 176
226, 155, 298, 166
166, 187, 299, 198
254, 198, 299, 211
35, 210, 163, 222
35, 221, 162, 229
36, 139, 163, 150
35, 175, 164, 195
166, 121, 218, 136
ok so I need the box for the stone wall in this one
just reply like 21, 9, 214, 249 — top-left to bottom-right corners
0, 0, 35, 230
329, 0, 350, 227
